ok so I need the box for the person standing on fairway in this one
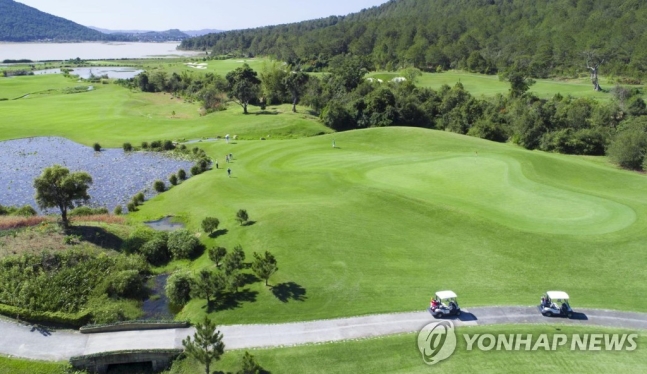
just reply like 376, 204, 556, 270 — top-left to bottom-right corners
332, 139, 336, 148
227, 168, 232, 178
215, 160, 219, 169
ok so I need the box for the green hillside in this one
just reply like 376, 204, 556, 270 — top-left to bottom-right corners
128, 127, 647, 324
180, 0, 647, 78
0, 0, 121, 42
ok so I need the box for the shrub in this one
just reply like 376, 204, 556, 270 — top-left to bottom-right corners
153, 180, 166, 193
86, 295, 142, 324
122, 143, 133, 152
127, 202, 137, 212
122, 227, 156, 254
135, 192, 145, 204
69, 206, 109, 217
151, 140, 163, 149
191, 165, 202, 176
93, 143, 101, 152
177, 169, 187, 180
608, 129, 647, 170
165, 272, 193, 306
169, 174, 178, 186
163, 140, 175, 150
198, 158, 210, 171
102, 270, 144, 298
114, 205, 123, 215
201, 217, 220, 234
180, 144, 187, 150
4, 205, 38, 217
140, 236, 170, 266
168, 229, 200, 259
141, 141, 149, 149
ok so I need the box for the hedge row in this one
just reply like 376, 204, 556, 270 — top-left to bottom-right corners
80, 320, 189, 334
0, 303, 91, 327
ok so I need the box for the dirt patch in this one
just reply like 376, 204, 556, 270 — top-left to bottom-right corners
0, 216, 50, 230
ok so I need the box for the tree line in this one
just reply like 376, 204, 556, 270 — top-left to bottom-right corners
180, 0, 647, 79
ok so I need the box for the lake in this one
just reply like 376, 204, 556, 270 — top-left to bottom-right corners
0, 42, 204, 61
35, 67, 144, 79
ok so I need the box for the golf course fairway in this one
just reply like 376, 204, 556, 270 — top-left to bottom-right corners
130, 127, 647, 324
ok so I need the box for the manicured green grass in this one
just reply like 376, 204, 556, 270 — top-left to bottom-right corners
0, 356, 68, 374
131, 127, 647, 324
139, 58, 268, 77
0, 74, 329, 146
167, 325, 647, 374
368, 70, 643, 100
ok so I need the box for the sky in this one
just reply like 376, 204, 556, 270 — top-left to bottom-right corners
15, 0, 388, 31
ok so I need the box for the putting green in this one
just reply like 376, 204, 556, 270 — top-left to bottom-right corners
366, 155, 636, 235
132, 127, 647, 324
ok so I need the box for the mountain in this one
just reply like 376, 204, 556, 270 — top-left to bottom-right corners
90, 26, 195, 41
179, 0, 647, 78
0, 0, 123, 42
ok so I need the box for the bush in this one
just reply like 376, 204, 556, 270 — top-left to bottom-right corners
101, 270, 144, 298
122, 227, 156, 254
114, 205, 123, 215
69, 206, 109, 217
190, 165, 202, 176
169, 174, 178, 186
153, 180, 166, 193
135, 192, 145, 204
140, 236, 170, 266
86, 295, 142, 324
141, 141, 149, 149
201, 217, 220, 233
93, 143, 101, 152
127, 202, 137, 212
608, 129, 647, 170
177, 169, 187, 180
0, 302, 90, 327
122, 142, 133, 152
167, 229, 200, 259
150, 140, 163, 149
236, 209, 249, 226
1, 204, 37, 217
163, 140, 175, 150
198, 158, 210, 171
165, 272, 193, 306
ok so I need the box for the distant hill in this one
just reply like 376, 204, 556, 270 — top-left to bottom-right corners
182, 29, 223, 37
89, 26, 194, 41
90, 27, 222, 37
180, 0, 647, 78
0, 0, 124, 42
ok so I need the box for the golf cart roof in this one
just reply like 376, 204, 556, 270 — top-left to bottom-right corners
435, 291, 457, 299
547, 291, 569, 300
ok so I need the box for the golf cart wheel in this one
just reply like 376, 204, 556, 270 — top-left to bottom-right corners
567, 312, 573, 318
435, 312, 443, 318
545, 311, 553, 317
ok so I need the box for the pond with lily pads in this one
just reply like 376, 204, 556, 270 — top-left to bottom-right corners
0, 137, 194, 212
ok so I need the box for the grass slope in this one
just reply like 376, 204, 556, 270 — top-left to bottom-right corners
131, 127, 647, 324
0, 74, 329, 146
168, 325, 647, 374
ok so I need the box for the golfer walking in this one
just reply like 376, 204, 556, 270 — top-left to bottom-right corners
227, 168, 231, 178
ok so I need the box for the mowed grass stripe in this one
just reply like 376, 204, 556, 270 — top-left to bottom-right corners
131, 127, 647, 324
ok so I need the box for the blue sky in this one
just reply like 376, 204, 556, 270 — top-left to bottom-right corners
16, 0, 388, 31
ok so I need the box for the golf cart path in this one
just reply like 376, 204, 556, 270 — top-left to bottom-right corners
2, 306, 647, 361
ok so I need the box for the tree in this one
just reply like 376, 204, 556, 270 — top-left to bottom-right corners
500, 65, 535, 98
223, 245, 246, 276
608, 129, 647, 170
237, 351, 263, 374
252, 251, 278, 286
283, 71, 309, 112
168, 229, 200, 259
209, 246, 227, 267
227, 271, 246, 293
401, 67, 422, 84
260, 59, 288, 105
192, 269, 225, 305
226, 64, 261, 114
202, 217, 220, 234
33, 165, 92, 228
236, 209, 249, 226
182, 317, 225, 374
584, 51, 605, 92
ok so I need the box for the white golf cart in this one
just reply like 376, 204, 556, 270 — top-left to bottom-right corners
539, 291, 573, 318
430, 290, 461, 318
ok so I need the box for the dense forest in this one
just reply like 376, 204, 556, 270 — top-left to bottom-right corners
0, 0, 121, 41
180, 0, 647, 79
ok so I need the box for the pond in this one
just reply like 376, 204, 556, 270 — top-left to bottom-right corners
0, 137, 194, 212
34, 67, 144, 79
144, 217, 185, 231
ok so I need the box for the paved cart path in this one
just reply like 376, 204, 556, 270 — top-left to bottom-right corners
1, 306, 646, 361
